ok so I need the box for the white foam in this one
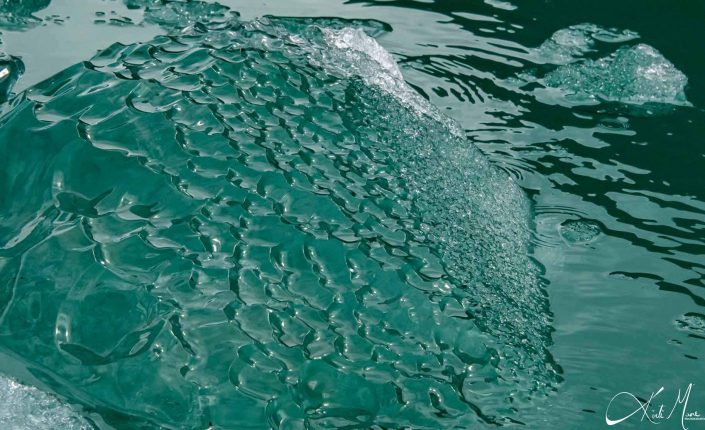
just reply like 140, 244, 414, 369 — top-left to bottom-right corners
0, 374, 90, 430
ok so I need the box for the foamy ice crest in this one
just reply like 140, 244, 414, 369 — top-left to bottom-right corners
316, 27, 464, 135
0, 374, 90, 430
323, 27, 404, 81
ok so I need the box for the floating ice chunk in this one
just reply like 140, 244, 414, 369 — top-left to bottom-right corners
544, 43, 690, 106
0, 375, 89, 430
558, 218, 602, 245
676, 312, 705, 337
514, 24, 690, 108
535, 23, 639, 65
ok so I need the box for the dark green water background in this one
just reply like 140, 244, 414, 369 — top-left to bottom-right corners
1, 1, 704, 429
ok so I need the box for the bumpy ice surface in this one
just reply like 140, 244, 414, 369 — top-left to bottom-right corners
0, 8, 558, 429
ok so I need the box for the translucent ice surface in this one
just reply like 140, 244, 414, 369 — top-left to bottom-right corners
0, 8, 558, 429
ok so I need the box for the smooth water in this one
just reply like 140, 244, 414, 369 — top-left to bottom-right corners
0, 1, 704, 429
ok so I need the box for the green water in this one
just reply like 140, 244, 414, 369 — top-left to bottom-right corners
1, 1, 704, 429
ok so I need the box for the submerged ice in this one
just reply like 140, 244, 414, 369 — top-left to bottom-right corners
0, 6, 558, 429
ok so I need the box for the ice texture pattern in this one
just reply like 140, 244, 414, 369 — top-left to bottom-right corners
0, 6, 558, 429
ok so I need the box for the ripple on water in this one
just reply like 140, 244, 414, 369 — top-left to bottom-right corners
535, 23, 639, 65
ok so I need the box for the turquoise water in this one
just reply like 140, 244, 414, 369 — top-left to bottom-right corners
1, 1, 704, 429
